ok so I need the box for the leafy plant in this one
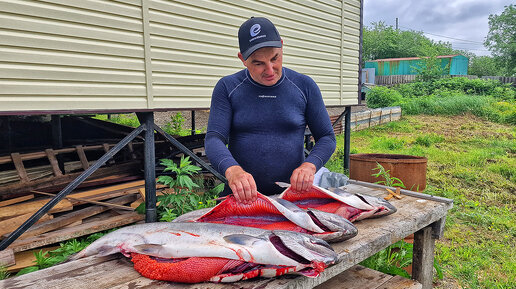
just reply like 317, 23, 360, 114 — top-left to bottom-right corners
371, 162, 405, 188
162, 112, 197, 136
360, 241, 413, 278
411, 55, 449, 82
137, 156, 224, 221
93, 114, 140, 127
366, 86, 403, 109
14, 230, 110, 276
0, 265, 9, 280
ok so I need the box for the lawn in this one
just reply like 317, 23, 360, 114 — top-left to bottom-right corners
328, 114, 515, 288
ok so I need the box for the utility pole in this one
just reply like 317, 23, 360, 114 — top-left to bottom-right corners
396, 18, 399, 30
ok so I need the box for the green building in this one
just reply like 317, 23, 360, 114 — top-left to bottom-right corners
365, 55, 468, 76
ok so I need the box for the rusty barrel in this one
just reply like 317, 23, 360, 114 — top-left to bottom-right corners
349, 154, 427, 191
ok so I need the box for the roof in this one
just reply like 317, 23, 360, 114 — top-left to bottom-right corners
369, 55, 461, 62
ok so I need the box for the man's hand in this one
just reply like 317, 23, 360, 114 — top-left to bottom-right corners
290, 162, 316, 192
225, 165, 257, 204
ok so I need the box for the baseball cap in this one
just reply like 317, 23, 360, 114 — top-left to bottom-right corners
238, 17, 282, 60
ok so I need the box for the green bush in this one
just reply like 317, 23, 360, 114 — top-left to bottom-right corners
366, 86, 403, 108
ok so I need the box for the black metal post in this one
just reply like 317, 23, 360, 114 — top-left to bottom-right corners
344, 106, 351, 170
51, 114, 65, 173
154, 124, 227, 184
0, 124, 145, 250
138, 112, 157, 223
191, 110, 196, 135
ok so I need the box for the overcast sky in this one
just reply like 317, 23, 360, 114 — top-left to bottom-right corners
363, 0, 513, 56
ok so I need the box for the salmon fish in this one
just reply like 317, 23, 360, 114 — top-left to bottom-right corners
278, 183, 397, 222
174, 193, 358, 243
71, 222, 338, 283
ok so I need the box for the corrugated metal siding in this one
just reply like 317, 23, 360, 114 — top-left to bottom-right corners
0, 0, 360, 114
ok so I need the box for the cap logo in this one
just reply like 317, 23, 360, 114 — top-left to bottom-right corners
250, 24, 261, 37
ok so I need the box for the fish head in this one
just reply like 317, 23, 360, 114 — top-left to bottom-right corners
355, 193, 397, 218
270, 230, 338, 267
306, 208, 358, 242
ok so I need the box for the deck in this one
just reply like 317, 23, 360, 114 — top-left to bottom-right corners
0, 182, 452, 289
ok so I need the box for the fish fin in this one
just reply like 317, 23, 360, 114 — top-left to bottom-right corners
223, 234, 264, 246
132, 244, 165, 256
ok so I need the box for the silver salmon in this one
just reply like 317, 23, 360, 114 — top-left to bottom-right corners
72, 222, 338, 283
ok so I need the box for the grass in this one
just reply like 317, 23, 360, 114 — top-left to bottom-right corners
329, 114, 515, 288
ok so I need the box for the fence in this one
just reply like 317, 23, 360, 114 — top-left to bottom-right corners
331, 106, 402, 134
481, 76, 516, 86
375, 74, 480, 86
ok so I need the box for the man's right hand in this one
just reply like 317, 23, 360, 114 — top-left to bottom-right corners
225, 165, 257, 204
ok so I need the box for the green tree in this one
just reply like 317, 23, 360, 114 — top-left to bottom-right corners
363, 22, 455, 62
468, 56, 499, 77
485, 5, 516, 76
411, 56, 449, 82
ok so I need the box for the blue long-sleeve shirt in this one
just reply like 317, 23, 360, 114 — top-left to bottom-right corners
205, 67, 336, 195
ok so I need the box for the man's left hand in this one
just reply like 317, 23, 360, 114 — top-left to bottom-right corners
290, 162, 316, 192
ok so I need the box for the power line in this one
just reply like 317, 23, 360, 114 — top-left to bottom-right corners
398, 25, 484, 44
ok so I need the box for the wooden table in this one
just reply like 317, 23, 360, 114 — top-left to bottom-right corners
0, 183, 452, 289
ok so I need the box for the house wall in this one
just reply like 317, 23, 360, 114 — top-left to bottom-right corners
0, 0, 361, 115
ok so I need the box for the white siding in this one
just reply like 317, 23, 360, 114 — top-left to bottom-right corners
0, 0, 360, 114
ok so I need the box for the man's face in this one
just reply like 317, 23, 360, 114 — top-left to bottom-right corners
239, 46, 283, 86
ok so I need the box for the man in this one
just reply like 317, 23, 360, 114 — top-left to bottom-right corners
205, 17, 336, 203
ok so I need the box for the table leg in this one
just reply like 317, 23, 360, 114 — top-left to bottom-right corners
412, 226, 435, 289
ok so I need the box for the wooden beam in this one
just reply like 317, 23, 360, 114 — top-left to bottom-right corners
412, 226, 435, 289
44, 149, 63, 177
0, 213, 53, 236
11, 153, 29, 183
6, 246, 59, 272
12, 195, 137, 240
0, 248, 15, 267
75, 145, 89, 170
103, 143, 116, 165
0, 195, 34, 208
0, 198, 72, 220
8, 212, 144, 253
32, 191, 134, 211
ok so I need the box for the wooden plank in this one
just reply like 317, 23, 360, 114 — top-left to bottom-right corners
0, 184, 452, 288
6, 246, 59, 273
1, 162, 141, 196
127, 142, 137, 159
0, 195, 34, 208
11, 153, 29, 183
0, 248, 15, 267
0, 198, 73, 220
8, 212, 144, 253
431, 216, 446, 239
382, 275, 422, 289
103, 143, 116, 165
10, 195, 137, 240
69, 180, 145, 200
75, 145, 90, 170
32, 191, 134, 211
0, 213, 53, 237
315, 265, 392, 289
44, 149, 63, 177
411, 227, 435, 289
3, 256, 140, 289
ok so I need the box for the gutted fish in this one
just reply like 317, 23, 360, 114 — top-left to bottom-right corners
71, 222, 338, 283
278, 183, 397, 222
175, 193, 357, 242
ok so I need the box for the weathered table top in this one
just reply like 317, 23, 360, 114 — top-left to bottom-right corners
0, 183, 453, 289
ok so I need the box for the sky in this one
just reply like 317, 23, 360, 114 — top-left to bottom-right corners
363, 0, 513, 56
